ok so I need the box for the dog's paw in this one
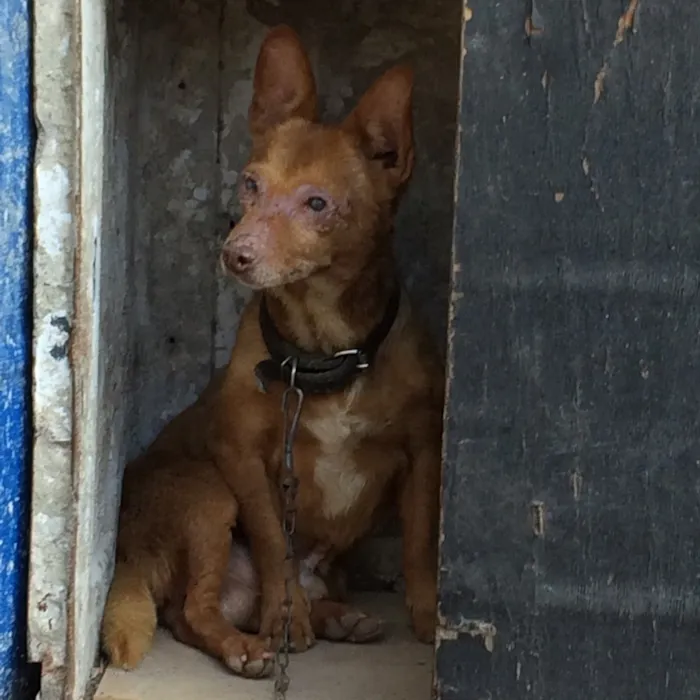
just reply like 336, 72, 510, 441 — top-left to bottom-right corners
406, 576, 438, 644
102, 609, 156, 671
260, 583, 315, 653
410, 605, 437, 644
223, 634, 275, 679
323, 610, 385, 644
104, 627, 153, 670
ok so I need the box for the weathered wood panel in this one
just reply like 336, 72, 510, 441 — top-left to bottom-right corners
31, 0, 137, 698
70, 0, 137, 696
31, 0, 82, 695
438, 1, 700, 698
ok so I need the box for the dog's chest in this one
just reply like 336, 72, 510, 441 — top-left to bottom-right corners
303, 382, 374, 519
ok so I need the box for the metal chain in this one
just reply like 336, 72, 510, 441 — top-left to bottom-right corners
274, 358, 304, 700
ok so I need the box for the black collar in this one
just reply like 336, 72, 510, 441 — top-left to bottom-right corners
254, 287, 401, 395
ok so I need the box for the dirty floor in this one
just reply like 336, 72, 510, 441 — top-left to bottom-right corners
95, 593, 433, 700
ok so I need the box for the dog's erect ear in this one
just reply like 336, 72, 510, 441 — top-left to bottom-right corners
249, 26, 318, 139
343, 65, 415, 189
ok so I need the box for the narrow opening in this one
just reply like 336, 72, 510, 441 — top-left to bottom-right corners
93, 1, 462, 698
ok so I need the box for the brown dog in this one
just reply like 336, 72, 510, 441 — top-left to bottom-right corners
102, 24, 443, 678
215, 26, 444, 650
102, 372, 383, 679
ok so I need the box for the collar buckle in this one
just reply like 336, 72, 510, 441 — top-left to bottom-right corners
333, 348, 370, 370
256, 285, 400, 395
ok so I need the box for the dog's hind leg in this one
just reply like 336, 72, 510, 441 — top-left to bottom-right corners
177, 473, 274, 678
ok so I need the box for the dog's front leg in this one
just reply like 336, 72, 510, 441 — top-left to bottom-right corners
221, 446, 315, 652
401, 414, 442, 644
243, 481, 315, 651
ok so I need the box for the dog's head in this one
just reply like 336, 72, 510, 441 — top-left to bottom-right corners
221, 26, 414, 290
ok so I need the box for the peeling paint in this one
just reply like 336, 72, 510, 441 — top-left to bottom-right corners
34, 312, 72, 439
594, 64, 608, 104
30, 0, 134, 698
464, 620, 497, 652
614, 0, 640, 46
35, 164, 73, 258
592, 0, 641, 104
437, 618, 497, 652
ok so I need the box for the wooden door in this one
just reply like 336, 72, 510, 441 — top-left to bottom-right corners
438, 1, 700, 697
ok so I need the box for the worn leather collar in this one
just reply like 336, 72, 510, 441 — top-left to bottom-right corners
254, 287, 401, 395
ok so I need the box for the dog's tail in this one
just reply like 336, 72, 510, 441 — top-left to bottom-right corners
101, 558, 159, 670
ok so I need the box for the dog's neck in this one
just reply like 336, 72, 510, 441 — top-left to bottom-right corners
264, 246, 397, 356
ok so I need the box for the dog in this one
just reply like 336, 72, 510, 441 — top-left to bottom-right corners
102, 24, 443, 678
214, 25, 444, 651
102, 371, 384, 679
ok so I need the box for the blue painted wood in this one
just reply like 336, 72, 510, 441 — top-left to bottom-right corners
0, 0, 35, 698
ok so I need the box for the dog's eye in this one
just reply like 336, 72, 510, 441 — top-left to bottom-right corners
243, 176, 258, 194
307, 196, 327, 212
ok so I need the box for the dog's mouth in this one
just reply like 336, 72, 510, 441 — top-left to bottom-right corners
219, 256, 266, 290
220, 253, 318, 290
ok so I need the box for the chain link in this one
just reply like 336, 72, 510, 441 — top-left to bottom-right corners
274, 358, 304, 700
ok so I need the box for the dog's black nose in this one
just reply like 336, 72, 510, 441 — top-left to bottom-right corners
222, 244, 255, 273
